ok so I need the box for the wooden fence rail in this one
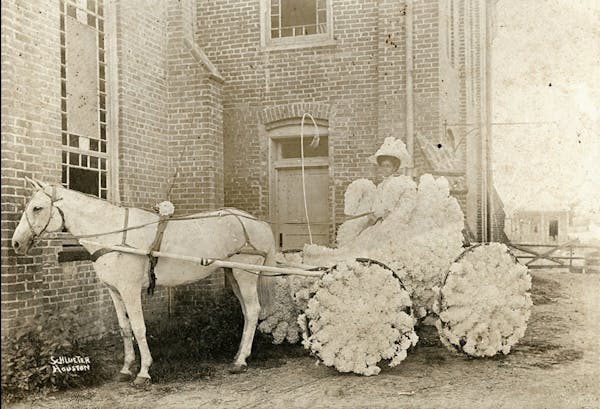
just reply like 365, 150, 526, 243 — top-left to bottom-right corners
507, 240, 600, 272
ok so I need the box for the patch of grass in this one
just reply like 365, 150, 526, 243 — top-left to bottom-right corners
145, 289, 305, 383
1, 307, 115, 404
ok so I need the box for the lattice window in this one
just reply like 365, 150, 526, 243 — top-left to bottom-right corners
60, 0, 108, 198
270, 0, 328, 38
262, 0, 332, 49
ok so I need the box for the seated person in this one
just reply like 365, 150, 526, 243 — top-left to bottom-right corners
337, 137, 416, 246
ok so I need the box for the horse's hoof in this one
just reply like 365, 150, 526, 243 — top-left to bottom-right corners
116, 372, 133, 382
132, 376, 152, 387
228, 364, 248, 374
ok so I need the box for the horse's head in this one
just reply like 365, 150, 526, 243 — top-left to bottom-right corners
12, 177, 65, 255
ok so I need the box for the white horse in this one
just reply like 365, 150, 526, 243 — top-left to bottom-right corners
11, 178, 276, 385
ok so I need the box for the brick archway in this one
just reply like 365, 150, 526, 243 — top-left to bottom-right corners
260, 103, 331, 124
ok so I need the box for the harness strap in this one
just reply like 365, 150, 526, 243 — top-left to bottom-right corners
89, 207, 132, 263
90, 248, 116, 262
197, 211, 267, 267
223, 209, 264, 255
224, 246, 268, 260
87, 209, 266, 285
122, 208, 130, 246
146, 216, 169, 295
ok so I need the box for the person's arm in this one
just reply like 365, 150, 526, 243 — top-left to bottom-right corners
372, 176, 417, 222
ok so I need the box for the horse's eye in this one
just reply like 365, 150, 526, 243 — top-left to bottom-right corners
33, 206, 43, 212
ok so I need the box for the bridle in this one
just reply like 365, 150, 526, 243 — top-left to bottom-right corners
24, 186, 66, 241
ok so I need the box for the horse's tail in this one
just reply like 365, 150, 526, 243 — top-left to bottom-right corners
258, 247, 278, 318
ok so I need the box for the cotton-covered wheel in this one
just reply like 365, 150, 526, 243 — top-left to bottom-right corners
299, 259, 418, 376
433, 243, 533, 357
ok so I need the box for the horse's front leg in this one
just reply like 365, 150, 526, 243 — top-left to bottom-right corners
229, 267, 261, 373
107, 287, 135, 381
121, 288, 153, 386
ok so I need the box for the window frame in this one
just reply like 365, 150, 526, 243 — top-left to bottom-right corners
59, 0, 119, 203
260, 0, 335, 51
57, 0, 119, 261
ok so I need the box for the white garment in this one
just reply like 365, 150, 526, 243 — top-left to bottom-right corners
336, 175, 417, 246
371, 175, 417, 221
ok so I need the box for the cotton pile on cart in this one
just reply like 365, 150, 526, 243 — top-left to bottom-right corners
258, 174, 532, 375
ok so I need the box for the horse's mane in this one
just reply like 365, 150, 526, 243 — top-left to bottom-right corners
54, 184, 115, 204
54, 184, 150, 213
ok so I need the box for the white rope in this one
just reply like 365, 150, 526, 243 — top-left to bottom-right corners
300, 113, 320, 245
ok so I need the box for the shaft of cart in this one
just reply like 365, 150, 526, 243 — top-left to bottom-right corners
79, 240, 326, 278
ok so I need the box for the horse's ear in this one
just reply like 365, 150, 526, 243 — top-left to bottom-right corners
33, 178, 50, 190
24, 176, 42, 190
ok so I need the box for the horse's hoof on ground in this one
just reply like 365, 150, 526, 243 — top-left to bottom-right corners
132, 376, 152, 387
228, 364, 248, 374
116, 372, 133, 382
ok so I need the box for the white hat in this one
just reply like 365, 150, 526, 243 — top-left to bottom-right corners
368, 137, 411, 168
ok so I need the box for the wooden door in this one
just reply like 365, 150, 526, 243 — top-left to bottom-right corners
276, 166, 329, 250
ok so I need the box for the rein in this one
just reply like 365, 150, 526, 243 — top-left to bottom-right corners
67, 208, 264, 240
68, 209, 375, 240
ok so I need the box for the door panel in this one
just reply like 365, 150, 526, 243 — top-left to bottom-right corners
276, 166, 329, 250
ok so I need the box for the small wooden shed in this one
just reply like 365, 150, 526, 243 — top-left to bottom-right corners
505, 195, 570, 245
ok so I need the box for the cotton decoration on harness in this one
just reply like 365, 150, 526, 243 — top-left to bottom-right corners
155, 201, 175, 217
433, 243, 533, 357
298, 260, 417, 376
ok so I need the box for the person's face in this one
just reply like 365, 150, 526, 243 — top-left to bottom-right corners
379, 159, 397, 178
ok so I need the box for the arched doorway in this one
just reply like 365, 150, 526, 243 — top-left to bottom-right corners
268, 118, 330, 250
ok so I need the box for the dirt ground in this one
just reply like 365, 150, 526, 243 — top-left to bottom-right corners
8, 270, 600, 409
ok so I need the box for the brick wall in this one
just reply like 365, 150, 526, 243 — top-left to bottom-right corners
1, 0, 76, 339
199, 0, 390, 232
117, 1, 170, 209
2, 0, 225, 342
166, 0, 226, 310
115, 0, 171, 321
376, 0, 407, 142
412, 0, 441, 155
200, 0, 480, 244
